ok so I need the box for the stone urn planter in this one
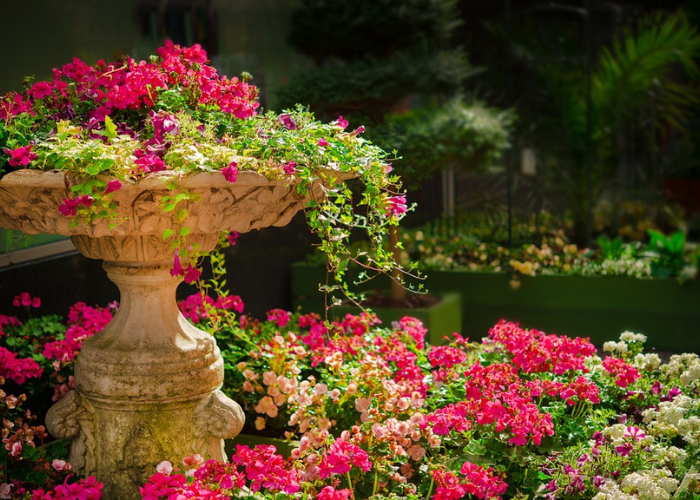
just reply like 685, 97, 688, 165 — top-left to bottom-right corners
0, 169, 320, 499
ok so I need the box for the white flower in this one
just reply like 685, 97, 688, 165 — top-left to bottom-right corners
620, 331, 647, 344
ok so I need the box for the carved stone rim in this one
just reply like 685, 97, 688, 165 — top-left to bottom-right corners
0, 167, 353, 191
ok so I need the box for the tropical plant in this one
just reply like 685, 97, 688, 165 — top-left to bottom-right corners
500, 11, 700, 244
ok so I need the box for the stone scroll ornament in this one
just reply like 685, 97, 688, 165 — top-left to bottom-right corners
0, 169, 322, 499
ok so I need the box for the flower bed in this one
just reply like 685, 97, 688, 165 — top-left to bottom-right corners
293, 222, 700, 351
2, 292, 700, 499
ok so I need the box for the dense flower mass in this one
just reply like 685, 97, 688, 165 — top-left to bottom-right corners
2, 293, 700, 499
0, 42, 412, 305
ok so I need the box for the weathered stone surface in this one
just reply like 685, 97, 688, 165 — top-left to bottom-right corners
0, 169, 311, 499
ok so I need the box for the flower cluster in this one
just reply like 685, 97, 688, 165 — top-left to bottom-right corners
0, 42, 411, 304
3, 293, 700, 499
0, 297, 106, 499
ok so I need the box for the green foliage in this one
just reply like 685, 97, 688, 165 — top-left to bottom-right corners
289, 0, 462, 62
646, 229, 688, 278
367, 100, 513, 188
597, 235, 624, 260
277, 50, 475, 124
493, 11, 700, 243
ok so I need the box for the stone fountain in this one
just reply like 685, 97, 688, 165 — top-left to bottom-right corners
0, 169, 318, 499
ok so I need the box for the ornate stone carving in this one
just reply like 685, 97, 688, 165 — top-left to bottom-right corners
45, 390, 95, 473
0, 169, 333, 499
119, 425, 167, 488
0, 170, 314, 238
192, 390, 245, 461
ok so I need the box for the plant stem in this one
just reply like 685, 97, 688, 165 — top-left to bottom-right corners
426, 476, 435, 499
347, 471, 356, 500
390, 225, 406, 305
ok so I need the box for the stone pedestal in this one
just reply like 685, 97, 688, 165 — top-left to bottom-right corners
0, 169, 317, 499
46, 260, 242, 499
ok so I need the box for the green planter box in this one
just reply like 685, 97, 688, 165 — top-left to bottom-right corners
290, 262, 461, 344
331, 292, 462, 346
291, 262, 700, 352
424, 271, 700, 353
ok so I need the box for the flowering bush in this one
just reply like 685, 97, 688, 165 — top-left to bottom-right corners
0, 294, 111, 499
0, 41, 412, 302
2, 293, 700, 499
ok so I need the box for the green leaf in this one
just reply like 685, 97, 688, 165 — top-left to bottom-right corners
162, 229, 174, 241
668, 231, 686, 254
104, 115, 118, 139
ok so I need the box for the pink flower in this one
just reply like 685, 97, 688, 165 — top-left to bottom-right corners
227, 230, 239, 246
104, 180, 122, 194
3, 145, 37, 167
182, 454, 205, 468
267, 309, 291, 327
602, 357, 641, 388
134, 154, 166, 174
0, 483, 12, 499
385, 196, 407, 217
624, 426, 645, 441
28, 81, 54, 99
318, 439, 372, 478
615, 442, 634, 456
317, 486, 352, 500
170, 250, 185, 278
156, 460, 173, 475
223, 161, 238, 183
336, 116, 349, 129
183, 265, 202, 284
352, 125, 365, 136
1, 346, 43, 383
317, 138, 329, 147
282, 162, 297, 175
51, 459, 72, 472
58, 195, 94, 217
13, 292, 41, 308
279, 113, 297, 130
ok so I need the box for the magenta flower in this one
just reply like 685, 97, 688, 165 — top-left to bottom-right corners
183, 265, 202, 284
317, 486, 353, 500
134, 154, 166, 174
602, 356, 641, 388
0, 346, 43, 384
27, 81, 54, 100
336, 115, 349, 129
223, 161, 238, 183
4, 145, 38, 167
13, 292, 41, 309
624, 426, 645, 441
352, 125, 366, 136
317, 138, 329, 147
149, 110, 180, 139
385, 195, 407, 217
170, 250, 185, 278
279, 113, 298, 130
104, 180, 122, 194
58, 195, 93, 217
227, 230, 239, 246
267, 309, 291, 328
318, 439, 372, 478
615, 442, 634, 457
282, 162, 297, 175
